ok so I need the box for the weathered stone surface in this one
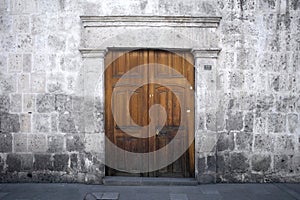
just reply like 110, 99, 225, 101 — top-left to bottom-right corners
38, 0, 63, 13
0, 34, 16, 52
275, 135, 294, 153
217, 132, 234, 152
269, 75, 280, 92
0, 0, 9, 13
10, 0, 37, 14
236, 49, 255, 70
0, 156, 4, 172
31, 14, 47, 34
268, 113, 286, 133
72, 96, 84, 112
61, 111, 85, 133
66, 134, 85, 152
206, 112, 216, 131
48, 34, 66, 51
55, 94, 72, 112
226, 111, 243, 131
240, 93, 255, 111
230, 152, 249, 173
229, 71, 244, 89
58, 112, 77, 133
53, 154, 69, 171
236, 132, 253, 151
16, 34, 34, 51
199, 133, 217, 153
0, 113, 20, 133
84, 134, 102, 153
66, 75, 76, 92
51, 113, 58, 132
28, 134, 47, 153
18, 73, 30, 93
33, 54, 56, 72
31, 73, 46, 93
254, 134, 274, 152
36, 94, 55, 113
6, 154, 21, 172
6, 154, 33, 172
276, 96, 293, 113
23, 94, 35, 112
32, 113, 51, 133
8, 54, 22, 72
20, 114, 31, 132
70, 154, 79, 171
0, 95, 10, 112
0, 74, 17, 94
19, 154, 34, 171
0, 15, 12, 33
47, 73, 66, 93
251, 154, 271, 172
244, 113, 254, 132
274, 155, 293, 173
287, 113, 298, 133
83, 111, 95, 133
34, 154, 53, 171
254, 114, 267, 134
0, 133, 12, 152
207, 155, 216, 172
10, 94, 22, 112
216, 153, 229, 174
197, 157, 206, 174
0, 55, 7, 71
13, 133, 27, 152
47, 135, 64, 153
256, 94, 274, 115
23, 54, 32, 72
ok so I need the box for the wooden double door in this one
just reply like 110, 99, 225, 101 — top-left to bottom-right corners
105, 49, 195, 178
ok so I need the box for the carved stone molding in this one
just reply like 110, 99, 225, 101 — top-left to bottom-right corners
191, 48, 221, 58
79, 49, 107, 58
80, 16, 222, 28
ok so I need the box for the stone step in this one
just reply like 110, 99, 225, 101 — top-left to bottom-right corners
84, 192, 119, 200
103, 176, 198, 186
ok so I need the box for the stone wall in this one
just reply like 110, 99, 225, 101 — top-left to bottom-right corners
0, 0, 299, 183
0, 0, 104, 183
214, 0, 300, 183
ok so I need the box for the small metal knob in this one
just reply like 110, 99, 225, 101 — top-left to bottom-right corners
156, 128, 160, 136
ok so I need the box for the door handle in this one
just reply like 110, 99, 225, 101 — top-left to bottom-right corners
156, 128, 167, 136
156, 128, 160, 136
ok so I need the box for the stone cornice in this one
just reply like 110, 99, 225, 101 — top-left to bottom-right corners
79, 48, 222, 58
80, 16, 222, 28
79, 49, 107, 58
191, 48, 221, 58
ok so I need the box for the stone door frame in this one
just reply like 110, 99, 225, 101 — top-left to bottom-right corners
79, 15, 221, 183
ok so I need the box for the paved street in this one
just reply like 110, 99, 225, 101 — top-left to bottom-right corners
0, 183, 299, 200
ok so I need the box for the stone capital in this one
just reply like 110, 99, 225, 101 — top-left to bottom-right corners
191, 48, 221, 59
79, 49, 107, 58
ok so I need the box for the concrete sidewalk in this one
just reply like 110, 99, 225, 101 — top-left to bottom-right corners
0, 183, 299, 200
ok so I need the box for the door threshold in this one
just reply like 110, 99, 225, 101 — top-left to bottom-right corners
103, 176, 198, 186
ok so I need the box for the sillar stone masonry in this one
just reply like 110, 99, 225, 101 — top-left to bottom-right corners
0, 0, 299, 184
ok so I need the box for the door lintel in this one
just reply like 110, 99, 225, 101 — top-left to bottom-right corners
80, 47, 222, 58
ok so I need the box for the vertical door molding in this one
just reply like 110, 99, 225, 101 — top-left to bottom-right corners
79, 48, 107, 183
191, 48, 221, 183
80, 49, 107, 129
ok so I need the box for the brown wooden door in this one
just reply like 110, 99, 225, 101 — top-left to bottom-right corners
105, 49, 194, 178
